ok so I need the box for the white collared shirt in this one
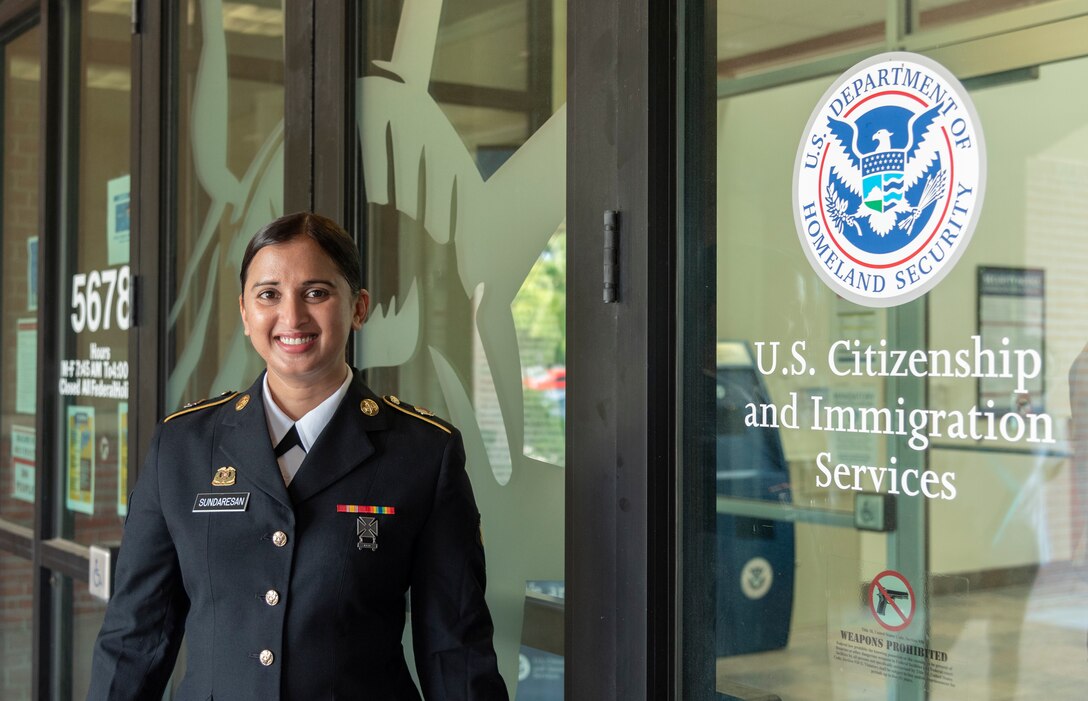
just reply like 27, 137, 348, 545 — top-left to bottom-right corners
263, 365, 354, 485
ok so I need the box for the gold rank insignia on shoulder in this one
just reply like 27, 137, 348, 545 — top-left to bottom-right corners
212, 466, 237, 486
360, 398, 380, 416
235, 394, 250, 411
382, 395, 452, 434
164, 391, 238, 423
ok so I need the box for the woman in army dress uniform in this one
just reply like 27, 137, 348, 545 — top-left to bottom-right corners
88, 212, 507, 700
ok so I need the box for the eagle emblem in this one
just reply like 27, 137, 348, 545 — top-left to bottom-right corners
793, 52, 985, 308
822, 102, 948, 249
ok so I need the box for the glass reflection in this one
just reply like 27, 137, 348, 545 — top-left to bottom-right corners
717, 1, 883, 77
168, 0, 284, 408
56, 0, 131, 548
357, 1, 566, 696
709, 2, 1088, 699
0, 552, 32, 698
0, 26, 40, 529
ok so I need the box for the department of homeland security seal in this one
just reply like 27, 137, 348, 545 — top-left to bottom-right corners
793, 52, 986, 307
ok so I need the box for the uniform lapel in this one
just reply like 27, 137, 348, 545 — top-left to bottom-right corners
218, 373, 293, 511
287, 369, 388, 505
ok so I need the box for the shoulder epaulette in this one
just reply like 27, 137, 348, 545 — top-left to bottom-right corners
164, 391, 238, 423
382, 395, 452, 434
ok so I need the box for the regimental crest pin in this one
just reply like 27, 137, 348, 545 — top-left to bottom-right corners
212, 466, 236, 486
357, 516, 378, 551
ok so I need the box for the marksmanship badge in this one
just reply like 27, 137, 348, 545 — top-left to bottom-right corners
357, 516, 378, 551
793, 52, 986, 307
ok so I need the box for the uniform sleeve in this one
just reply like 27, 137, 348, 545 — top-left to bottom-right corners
410, 430, 509, 701
87, 425, 189, 700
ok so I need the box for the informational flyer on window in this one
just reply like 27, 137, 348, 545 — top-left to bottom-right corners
977, 267, 1045, 414
66, 405, 95, 515
118, 401, 128, 516
10, 425, 35, 503
827, 387, 880, 467
827, 556, 963, 697
27, 237, 38, 311
107, 175, 130, 266
16, 319, 36, 415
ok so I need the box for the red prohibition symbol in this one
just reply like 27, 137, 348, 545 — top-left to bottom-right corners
868, 569, 916, 632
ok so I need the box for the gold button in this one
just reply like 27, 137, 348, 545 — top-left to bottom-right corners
271, 531, 288, 547
389, 395, 401, 405
259, 649, 274, 666
264, 589, 280, 606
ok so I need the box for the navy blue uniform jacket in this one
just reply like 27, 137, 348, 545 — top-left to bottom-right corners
88, 369, 507, 700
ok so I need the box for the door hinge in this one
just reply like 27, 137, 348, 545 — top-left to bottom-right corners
603, 210, 618, 303
131, 0, 141, 35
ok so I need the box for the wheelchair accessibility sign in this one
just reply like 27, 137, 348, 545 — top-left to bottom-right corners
868, 569, 915, 631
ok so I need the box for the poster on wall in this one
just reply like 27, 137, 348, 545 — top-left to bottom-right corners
827, 387, 881, 467
66, 405, 95, 515
10, 425, 35, 503
27, 237, 38, 311
107, 175, 130, 266
977, 267, 1045, 414
117, 401, 128, 516
16, 319, 36, 414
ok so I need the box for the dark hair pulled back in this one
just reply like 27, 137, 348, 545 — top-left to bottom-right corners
239, 212, 362, 293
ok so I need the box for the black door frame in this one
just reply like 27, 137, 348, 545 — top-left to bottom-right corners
565, 0, 715, 698
566, 0, 672, 694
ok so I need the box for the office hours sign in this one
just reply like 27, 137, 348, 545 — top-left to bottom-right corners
62, 263, 131, 516
60, 265, 131, 401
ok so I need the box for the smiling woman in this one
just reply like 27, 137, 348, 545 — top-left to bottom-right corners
88, 212, 508, 700
238, 213, 370, 418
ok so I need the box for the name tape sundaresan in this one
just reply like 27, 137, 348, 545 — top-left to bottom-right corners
192, 492, 250, 513
337, 504, 396, 515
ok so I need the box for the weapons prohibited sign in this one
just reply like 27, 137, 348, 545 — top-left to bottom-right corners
868, 569, 915, 631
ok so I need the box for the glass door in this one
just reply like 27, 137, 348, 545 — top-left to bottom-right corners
47, 0, 133, 696
0, 12, 41, 700
687, 1, 1088, 699
355, 2, 566, 697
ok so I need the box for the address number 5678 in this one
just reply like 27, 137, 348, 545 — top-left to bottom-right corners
70, 265, 131, 333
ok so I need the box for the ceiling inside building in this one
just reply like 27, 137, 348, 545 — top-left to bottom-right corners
717, 0, 1045, 70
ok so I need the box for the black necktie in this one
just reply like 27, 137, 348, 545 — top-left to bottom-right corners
274, 425, 302, 458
